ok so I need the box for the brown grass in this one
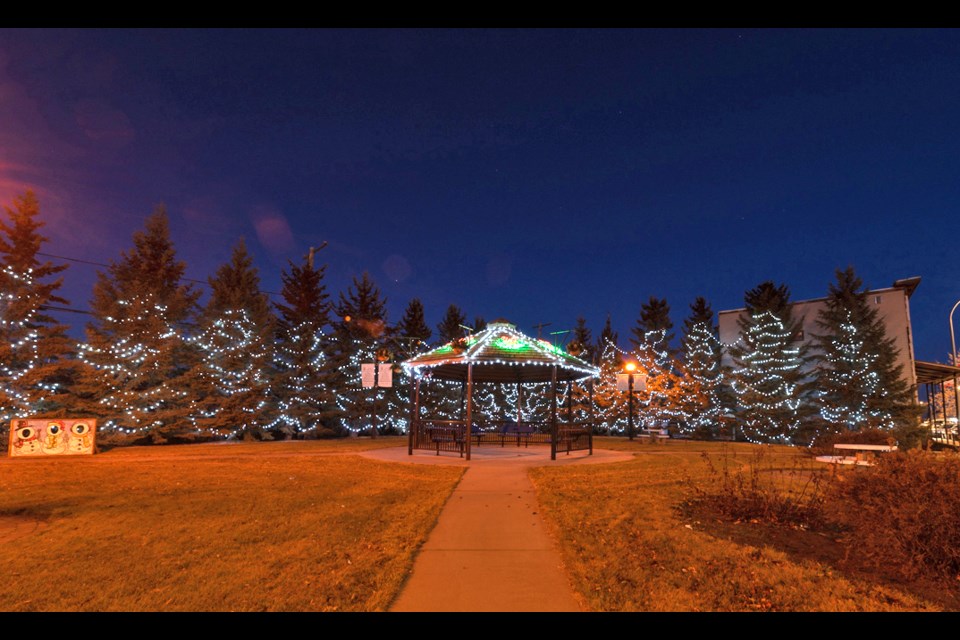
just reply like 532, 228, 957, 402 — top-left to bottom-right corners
530, 439, 940, 611
0, 438, 460, 611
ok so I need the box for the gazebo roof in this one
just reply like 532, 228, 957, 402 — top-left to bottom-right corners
402, 321, 600, 383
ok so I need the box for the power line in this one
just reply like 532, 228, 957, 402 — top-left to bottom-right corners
41, 304, 92, 316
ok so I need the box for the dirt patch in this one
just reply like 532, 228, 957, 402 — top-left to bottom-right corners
0, 515, 46, 541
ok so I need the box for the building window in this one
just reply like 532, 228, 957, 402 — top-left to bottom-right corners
875, 295, 882, 304
792, 330, 804, 342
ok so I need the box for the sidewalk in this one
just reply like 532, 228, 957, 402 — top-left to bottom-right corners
360, 445, 633, 612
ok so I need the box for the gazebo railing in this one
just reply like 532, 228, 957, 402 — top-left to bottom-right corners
408, 417, 594, 457
410, 419, 466, 457
556, 422, 592, 455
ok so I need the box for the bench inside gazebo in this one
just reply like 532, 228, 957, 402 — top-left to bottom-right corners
402, 321, 601, 461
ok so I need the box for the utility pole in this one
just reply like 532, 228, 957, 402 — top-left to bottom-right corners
306, 240, 329, 268
533, 322, 552, 339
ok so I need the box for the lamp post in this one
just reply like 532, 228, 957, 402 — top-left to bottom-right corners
950, 300, 960, 425
624, 361, 639, 441
627, 363, 636, 441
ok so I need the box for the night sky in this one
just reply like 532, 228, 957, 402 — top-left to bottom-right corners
2, 29, 959, 362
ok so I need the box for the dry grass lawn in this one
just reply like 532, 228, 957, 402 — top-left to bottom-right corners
0, 437, 460, 611
530, 437, 944, 611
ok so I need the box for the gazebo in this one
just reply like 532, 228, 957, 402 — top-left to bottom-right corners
402, 321, 601, 460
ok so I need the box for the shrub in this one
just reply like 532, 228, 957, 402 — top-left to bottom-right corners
823, 450, 960, 580
689, 446, 826, 529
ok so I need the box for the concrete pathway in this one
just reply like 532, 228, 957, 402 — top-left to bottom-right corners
360, 445, 633, 612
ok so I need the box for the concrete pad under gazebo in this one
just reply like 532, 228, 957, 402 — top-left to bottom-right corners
401, 321, 600, 461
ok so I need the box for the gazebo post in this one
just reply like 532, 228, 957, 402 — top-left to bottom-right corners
516, 381, 523, 423
550, 365, 558, 461
940, 380, 948, 429
408, 377, 420, 456
588, 377, 595, 455
466, 364, 473, 461
565, 381, 573, 422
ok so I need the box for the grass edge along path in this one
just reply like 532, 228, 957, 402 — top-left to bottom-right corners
529, 440, 940, 612
0, 440, 462, 611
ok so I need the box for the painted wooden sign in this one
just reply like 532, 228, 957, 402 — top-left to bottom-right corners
8, 419, 96, 457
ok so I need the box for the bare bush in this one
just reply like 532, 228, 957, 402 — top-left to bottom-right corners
823, 450, 960, 580
689, 446, 826, 529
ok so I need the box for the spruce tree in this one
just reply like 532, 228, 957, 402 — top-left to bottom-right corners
729, 281, 811, 444
570, 316, 592, 364
814, 267, 915, 436
630, 297, 683, 431
188, 240, 277, 439
679, 297, 726, 437
76, 206, 199, 443
472, 316, 487, 333
568, 316, 594, 422
436, 304, 467, 345
394, 297, 432, 430
0, 191, 76, 447
330, 272, 392, 435
271, 255, 333, 437
630, 297, 675, 352
592, 315, 627, 433
596, 315, 620, 369
396, 298, 431, 348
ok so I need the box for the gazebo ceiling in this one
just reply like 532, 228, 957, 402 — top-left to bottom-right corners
402, 321, 600, 384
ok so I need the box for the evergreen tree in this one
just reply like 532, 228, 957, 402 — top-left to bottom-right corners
813, 267, 915, 436
436, 304, 467, 345
630, 296, 675, 352
271, 255, 333, 437
570, 316, 592, 364
629, 297, 683, 431
395, 297, 432, 429
729, 281, 811, 444
76, 206, 199, 443
567, 316, 594, 423
0, 191, 76, 447
396, 298, 431, 348
596, 315, 620, 369
679, 297, 727, 437
592, 315, 626, 433
188, 240, 277, 439
472, 316, 487, 333
330, 272, 394, 435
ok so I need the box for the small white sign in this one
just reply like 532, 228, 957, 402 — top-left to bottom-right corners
377, 363, 393, 388
361, 363, 376, 388
617, 373, 647, 392
361, 363, 394, 388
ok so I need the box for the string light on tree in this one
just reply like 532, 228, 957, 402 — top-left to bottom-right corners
680, 320, 727, 435
817, 313, 895, 435
729, 310, 804, 444
77, 294, 192, 436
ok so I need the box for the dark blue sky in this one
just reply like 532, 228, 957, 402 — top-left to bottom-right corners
2, 29, 959, 361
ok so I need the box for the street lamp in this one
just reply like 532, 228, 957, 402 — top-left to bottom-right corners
950, 300, 960, 425
618, 361, 646, 441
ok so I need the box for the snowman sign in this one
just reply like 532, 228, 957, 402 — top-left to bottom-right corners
8, 419, 97, 457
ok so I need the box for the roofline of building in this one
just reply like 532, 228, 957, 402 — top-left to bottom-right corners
718, 277, 922, 316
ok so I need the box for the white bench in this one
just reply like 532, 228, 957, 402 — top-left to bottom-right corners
815, 443, 897, 466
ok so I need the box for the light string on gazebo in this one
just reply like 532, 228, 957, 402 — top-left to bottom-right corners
402, 322, 600, 381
